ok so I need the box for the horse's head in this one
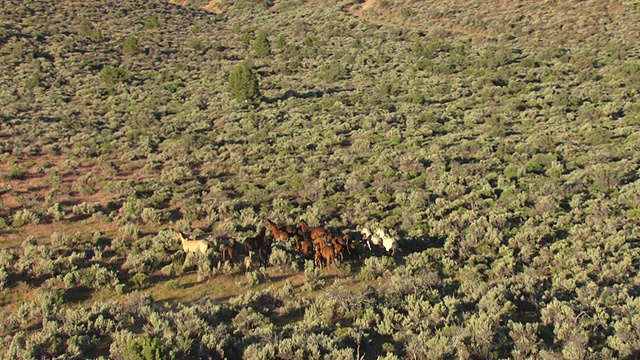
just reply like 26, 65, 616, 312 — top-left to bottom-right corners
360, 227, 372, 238
374, 228, 387, 238
173, 231, 186, 242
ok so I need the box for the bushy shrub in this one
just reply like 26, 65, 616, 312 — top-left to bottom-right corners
245, 269, 268, 286
358, 256, 395, 281
12, 209, 41, 226
228, 63, 261, 106
71, 201, 101, 217
252, 32, 271, 57
100, 66, 129, 85
141, 207, 162, 225
122, 36, 141, 55
144, 15, 161, 29
45, 203, 65, 221
302, 260, 324, 292
130, 272, 148, 289
268, 247, 293, 272
63, 264, 119, 290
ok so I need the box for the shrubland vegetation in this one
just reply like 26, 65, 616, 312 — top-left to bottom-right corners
1, 0, 640, 358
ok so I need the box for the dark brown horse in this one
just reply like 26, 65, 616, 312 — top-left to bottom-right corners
243, 227, 266, 254
256, 236, 273, 267
243, 227, 273, 268
343, 233, 360, 261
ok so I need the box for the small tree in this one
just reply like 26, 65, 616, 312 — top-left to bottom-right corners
253, 32, 271, 57
144, 15, 160, 29
123, 36, 141, 55
228, 63, 261, 106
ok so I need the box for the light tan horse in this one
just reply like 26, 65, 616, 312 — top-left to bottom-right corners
173, 232, 209, 255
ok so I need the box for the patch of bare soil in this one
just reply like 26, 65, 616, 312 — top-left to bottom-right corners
168, 0, 227, 13
0, 154, 156, 248
343, 0, 625, 42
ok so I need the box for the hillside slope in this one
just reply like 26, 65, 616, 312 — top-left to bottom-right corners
1, 0, 640, 358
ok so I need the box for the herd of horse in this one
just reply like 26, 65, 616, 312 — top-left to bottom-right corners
172, 220, 400, 270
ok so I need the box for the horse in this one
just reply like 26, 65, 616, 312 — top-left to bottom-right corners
314, 241, 335, 269
374, 228, 399, 256
218, 238, 239, 263
296, 220, 327, 245
328, 233, 347, 261
298, 233, 314, 259
362, 227, 399, 256
243, 227, 266, 254
256, 236, 273, 268
243, 227, 272, 268
331, 233, 360, 261
360, 227, 381, 248
244, 251, 252, 272
342, 233, 360, 261
174, 232, 209, 255
263, 219, 294, 242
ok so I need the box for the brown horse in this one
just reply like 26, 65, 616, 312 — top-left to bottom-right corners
296, 220, 327, 245
314, 241, 335, 269
328, 233, 347, 261
219, 238, 238, 263
299, 234, 314, 259
264, 219, 294, 242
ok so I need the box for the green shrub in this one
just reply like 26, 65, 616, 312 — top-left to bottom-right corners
123, 36, 141, 55
46, 203, 65, 222
165, 280, 179, 291
100, 66, 129, 85
252, 32, 271, 57
275, 34, 286, 49
123, 336, 172, 360
130, 272, 148, 289
228, 63, 261, 105
79, 21, 103, 42
144, 15, 160, 29
246, 269, 268, 286
4, 166, 25, 180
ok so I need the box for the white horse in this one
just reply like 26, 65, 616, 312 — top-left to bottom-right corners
361, 226, 399, 256
173, 232, 209, 255
374, 228, 399, 256
360, 226, 383, 253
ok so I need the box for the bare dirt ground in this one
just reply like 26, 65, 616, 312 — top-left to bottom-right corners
168, 0, 226, 13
